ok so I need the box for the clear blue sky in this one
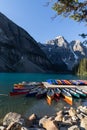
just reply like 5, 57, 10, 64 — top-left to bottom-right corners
0, 0, 87, 43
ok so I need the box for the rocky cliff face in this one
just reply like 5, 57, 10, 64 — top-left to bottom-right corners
0, 12, 52, 72
39, 36, 87, 71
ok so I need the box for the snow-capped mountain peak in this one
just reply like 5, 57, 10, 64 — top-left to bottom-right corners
39, 36, 87, 71
46, 36, 68, 48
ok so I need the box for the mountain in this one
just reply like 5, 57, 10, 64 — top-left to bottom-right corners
39, 36, 87, 72
0, 12, 87, 74
0, 12, 52, 72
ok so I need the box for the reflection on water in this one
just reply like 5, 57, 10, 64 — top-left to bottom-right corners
0, 94, 87, 118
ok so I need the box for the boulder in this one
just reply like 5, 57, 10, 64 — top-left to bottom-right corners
28, 113, 37, 121
3, 112, 31, 128
80, 106, 87, 114
64, 106, 70, 110
56, 110, 63, 115
69, 107, 77, 117
68, 125, 80, 130
39, 116, 48, 127
55, 112, 63, 122
0, 126, 5, 130
77, 114, 84, 120
62, 121, 72, 126
76, 109, 80, 114
21, 127, 45, 130
28, 113, 37, 126
77, 106, 83, 110
62, 115, 72, 125
42, 119, 59, 130
80, 117, 87, 130
60, 126, 67, 130
62, 115, 70, 122
3, 112, 22, 126
21, 127, 28, 130
71, 116, 78, 122
6, 122, 21, 130
23, 128, 45, 130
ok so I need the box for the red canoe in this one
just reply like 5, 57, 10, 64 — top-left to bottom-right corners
10, 90, 29, 96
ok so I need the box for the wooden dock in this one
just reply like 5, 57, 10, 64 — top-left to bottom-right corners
42, 82, 78, 88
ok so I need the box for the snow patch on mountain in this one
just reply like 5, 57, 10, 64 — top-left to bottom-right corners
39, 36, 87, 71
69, 44, 78, 62
46, 36, 68, 48
83, 40, 87, 48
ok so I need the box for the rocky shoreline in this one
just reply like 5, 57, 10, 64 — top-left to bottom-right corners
0, 106, 87, 130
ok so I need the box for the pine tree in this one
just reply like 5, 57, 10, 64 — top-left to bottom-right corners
51, 0, 87, 23
48, 0, 87, 38
76, 58, 87, 76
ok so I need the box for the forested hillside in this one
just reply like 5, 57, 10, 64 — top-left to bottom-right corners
73, 58, 87, 76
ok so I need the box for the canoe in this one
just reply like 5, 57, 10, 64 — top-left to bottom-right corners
75, 88, 87, 95
13, 87, 29, 92
10, 90, 29, 96
46, 89, 54, 105
57, 80, 63, 85
81, 89, 87, 95
61, 80, 68, 85
54, 88, 61, 101
56, 80, 71, 85
36, 88, 47, 99
54, 88, 61, 97
47, 79, 57, 85
71, 88, 86, 98
81, 80, 87, 85
63, 80, 72, 85
70, 80, 86, 85
47, 79, 53, 84
77, 80, 86, 85
13, 83, 39, 92
25, 88, 38, 97
14, 83, 24, 88
70, 80, 79, 85
61, 89, 73, 105
65, 88, 80, 98
25, 91, 37, 97
13, 85, 36, 92
47, 79, 87, 86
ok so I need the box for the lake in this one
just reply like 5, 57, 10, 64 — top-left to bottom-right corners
0, 73, 87, 118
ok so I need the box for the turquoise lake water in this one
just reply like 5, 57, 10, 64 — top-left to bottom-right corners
0, 73, 87, 119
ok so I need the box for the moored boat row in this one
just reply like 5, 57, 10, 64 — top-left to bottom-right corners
47, 79, 87, 85
9, 80, 87, 106
65, 88, 80, 98
46, 79, 87, 105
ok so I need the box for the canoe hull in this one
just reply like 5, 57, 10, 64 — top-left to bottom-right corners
36, 92, 47, 99
10, 91, 29, 96
46, 95, 54, 105
63, 95, 73, 105
25, 91, 37, 97
61, 89, 72, 105
46, 89, 54, 105
54, 94, 60, 102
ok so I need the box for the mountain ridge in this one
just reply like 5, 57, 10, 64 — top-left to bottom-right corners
0, 12, 87, 74
38, 36, 87, 71
0, 12, 52, 72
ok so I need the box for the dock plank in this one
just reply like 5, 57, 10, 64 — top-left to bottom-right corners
42, 82, 84, 88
